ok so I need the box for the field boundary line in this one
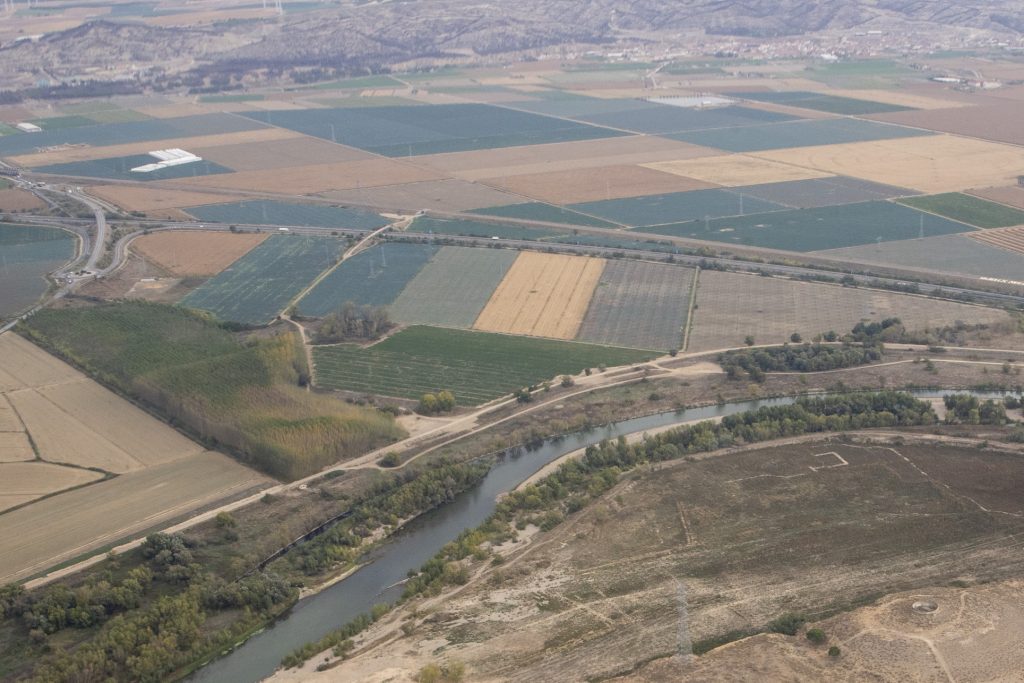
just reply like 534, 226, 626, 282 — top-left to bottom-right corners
681, 266, 699, 352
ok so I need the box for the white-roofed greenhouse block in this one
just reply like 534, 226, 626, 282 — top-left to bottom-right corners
131, 148, 203, 173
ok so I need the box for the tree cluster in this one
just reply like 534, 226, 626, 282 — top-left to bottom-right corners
313, 302, 392, 343
720, 343, 882, 382
418, 390, 455, 415
943, 393, 1008, 425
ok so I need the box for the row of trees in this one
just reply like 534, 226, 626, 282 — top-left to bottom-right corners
721, 343, 883, 381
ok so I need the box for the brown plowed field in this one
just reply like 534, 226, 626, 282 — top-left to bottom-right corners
322, 178, 523, 211
968, 226, 1024, 255
687, 270, 1010, 351
192, 135, 372, 171
867, 102, 1024, 146
474, 252, 604, 339
828, 88, 972, 109
178, 157, 444, 194
131, 230, 268, 276
413, 135, 718, 181
968, 185, 1024, 210
0, 188, 45, 211
88, 185, 246, 212
480, 164, 717, 204
756, 135, 1024, 194
644, 154, 832, 187
0, 432, 33, 463
0, 462, 103, 513
9, 127, 303, 167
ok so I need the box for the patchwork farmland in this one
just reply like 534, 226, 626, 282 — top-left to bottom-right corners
0, 332, 268, 583
969, 226, 1024, 256
389, 247, 519, 327
569, 188, 786, 227
130, 230, 268, 277
182, 234, 345, 325
474, 252, 604, 339
184, 200, 389, 230
313, 326, 653, 404
576, 260, 696, 351
668, 117, 929, 152
896, 193, 1024, 229
297, 242, 438, 316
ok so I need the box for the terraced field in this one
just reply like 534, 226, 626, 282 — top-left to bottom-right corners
576, 260, 696, 351
182, 234, 344, 325
389, 247, 518, 327
297, 242, 438, 316
313, 326, 653, 404
185, 200, 388, 230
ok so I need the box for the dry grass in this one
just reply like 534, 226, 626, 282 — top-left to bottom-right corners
0, 451, 268, 583
131, 230, 268, 276
178, 157, 444, 193
0, 188, 46, 211
192, 135, 372, 171
644, 154, 833, 187
687, 271, 1010, 351
0, 463, 103, 513
9, 127, 303, 167
88, 185, 246, 211
968, 226, 1024, 256
412, 135, 717, 181
480, 164, 717, 204
755, 135, 1024, 194
474, 252, 604, 339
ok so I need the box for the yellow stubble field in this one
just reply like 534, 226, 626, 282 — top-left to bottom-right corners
131, 230, 268, 276
474, 252, 604, 339
643, 154, 833, 187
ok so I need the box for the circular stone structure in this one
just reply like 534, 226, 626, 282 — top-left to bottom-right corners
912, 600, 938, 614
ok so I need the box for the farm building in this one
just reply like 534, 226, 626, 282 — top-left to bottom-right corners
15, 122, 41, 133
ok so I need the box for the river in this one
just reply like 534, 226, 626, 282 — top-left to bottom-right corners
189, 390, 1008, 682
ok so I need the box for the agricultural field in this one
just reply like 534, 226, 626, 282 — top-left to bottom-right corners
969, 226, 1024, 256
389, 246, 518, 327
969, 185, 1024, 210
239, 103, 625, 156
413, 135, 715, 181
176, 157, 442, 194
722, 176, 913, 209
575, 260, 695, 351
479, 164, 716, 204
0, 223, 77, 321
405, 216, 561, 240
191, 135, 372, 171
35, 154, 233, 181
298, 242, 438, 315
821, 233, 1024, 280
643, 154, 831, 187
0, 112, 270, 157
686, 270, 1010, 351
570, 188, 787, 227
0, 188, 46, 211
668, 117, 929, 153
471, 202, 619, 227
184, 200, 388, 230
182, 234, 345, 325
569, 103, 797, 135
896, 193, 1024, 228
0, 331, 269, 583
728, 89, 913, 114
474, 252, 604, 339
87, 186, 247, 213
321, 179, 522, 212
756, 135, 1024, 194
868, 102, 1024, 147
130, 230, 268, 276
365, 437, 1024, 682
640, 200, 969, 251
313, 325, 653, 404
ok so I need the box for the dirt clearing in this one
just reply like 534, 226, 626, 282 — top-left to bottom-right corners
480, 164, 717, 204
755, 135, 1024, 194
474, 252, 604, 339
131, 230, 268, 276
644, 154, 833, 186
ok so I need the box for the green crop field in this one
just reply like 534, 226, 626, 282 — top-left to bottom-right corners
470, 202, 619, 228
389, 246, 518, 327
240, 103, 625, 156
407, 216, 562, 240
28, 115, 97, 130
185, 200, 388, 230
0, 224, 77, 320
21, 302, 403, 479
570, 189, 787, 227
896, 193, 1024, 228
313, 326, 654, 404
639, 201, 970, 251
728, 90, 912, 115
576, 260, 695, 351
298, 242, 438, 316
182, 234, 344, 325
